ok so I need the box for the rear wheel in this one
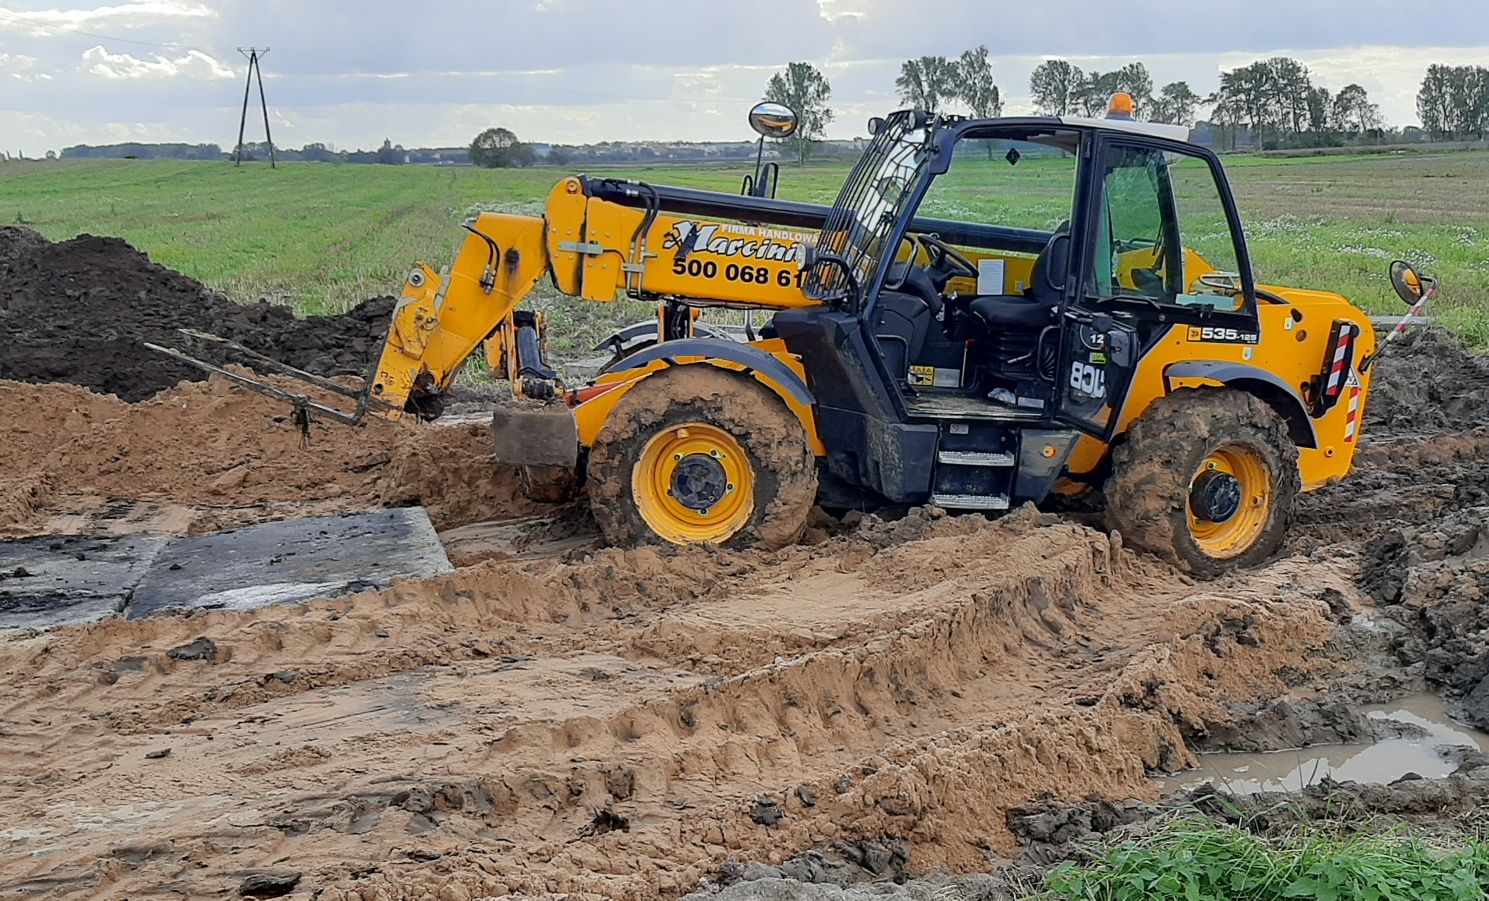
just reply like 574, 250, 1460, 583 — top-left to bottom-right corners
1105, 388, 1300, 578
586, 366, 817, 549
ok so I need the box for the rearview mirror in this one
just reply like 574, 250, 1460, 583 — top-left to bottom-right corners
749, 102, 798, 139
867, 116, 886, 136
1389, 260, 1426, 306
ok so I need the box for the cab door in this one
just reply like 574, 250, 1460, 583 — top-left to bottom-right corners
1054, 136, 1260, 440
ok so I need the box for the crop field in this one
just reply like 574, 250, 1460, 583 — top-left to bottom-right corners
3, 150, 1488, 342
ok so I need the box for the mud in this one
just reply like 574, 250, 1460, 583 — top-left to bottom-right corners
0, 233, 392, 401
691, 755, 1489, 899
1161, 693, 1489, 795
1365, 327, 1489, 437
1306, 331, 1489, 730
1358, 496, 1489, 728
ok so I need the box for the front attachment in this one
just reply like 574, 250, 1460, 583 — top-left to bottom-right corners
145, 329, 389, 427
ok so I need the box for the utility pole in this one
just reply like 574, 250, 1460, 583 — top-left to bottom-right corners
233, 48, 276, 168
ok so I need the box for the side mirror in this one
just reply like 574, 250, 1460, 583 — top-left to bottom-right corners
866, 116, 886, 136
749, 102, 798, 139
1389, 260, 1429, 306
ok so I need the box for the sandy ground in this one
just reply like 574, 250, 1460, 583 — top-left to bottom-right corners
0, 376, 530, 540
0, 328, 1485, 899
0, 506, 1352, 900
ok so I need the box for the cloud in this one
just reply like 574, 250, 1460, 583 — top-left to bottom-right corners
1, 1, 1487, 156
0, 1, 215, 37
0, 52, 39, 70
81, 45, 235, 80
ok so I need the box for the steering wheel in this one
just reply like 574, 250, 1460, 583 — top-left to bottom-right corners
919, 234, 978, 284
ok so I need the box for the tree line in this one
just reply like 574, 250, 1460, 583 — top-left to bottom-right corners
736, 52, 1404, 164
1202, 58, 1383, 150
1417, 64, 1489, 140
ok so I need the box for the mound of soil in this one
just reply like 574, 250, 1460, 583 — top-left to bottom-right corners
1366, 327, 1489, 437
0, 375, 530, 535
0, 233, 393, 402
0, 225, 48, 271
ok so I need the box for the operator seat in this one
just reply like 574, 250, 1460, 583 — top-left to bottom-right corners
872, 261, 943, 381
968, 226, 1069, 331
965, 227, 1070, 373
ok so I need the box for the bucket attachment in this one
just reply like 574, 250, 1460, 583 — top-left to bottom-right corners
144, 329, 391, 427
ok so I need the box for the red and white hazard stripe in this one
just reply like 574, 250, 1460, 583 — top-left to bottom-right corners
1344, 384, 1362, 442
1324, 324, 1356, 400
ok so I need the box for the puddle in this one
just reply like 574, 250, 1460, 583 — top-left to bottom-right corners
1159, 694, 1489, 795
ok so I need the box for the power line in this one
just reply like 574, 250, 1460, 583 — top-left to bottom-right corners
0, 8, 227, 55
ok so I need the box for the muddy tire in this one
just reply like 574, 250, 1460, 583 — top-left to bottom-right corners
1105, 388, 1300, 578
586, 366, 817, 549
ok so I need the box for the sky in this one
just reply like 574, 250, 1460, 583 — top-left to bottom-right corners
1, 1, 1488, 157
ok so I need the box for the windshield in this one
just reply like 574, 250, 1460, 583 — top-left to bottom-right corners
805, 111, 931, 302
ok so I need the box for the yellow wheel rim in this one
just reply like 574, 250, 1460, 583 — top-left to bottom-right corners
632, 422, 754, 545
1187, 444, 1273, 560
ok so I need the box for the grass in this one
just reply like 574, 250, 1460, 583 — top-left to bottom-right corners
1, 151, 1486, 340
1037, 815, 1489, 901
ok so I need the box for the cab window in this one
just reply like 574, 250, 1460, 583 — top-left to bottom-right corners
910, 132, 1079, 296
917, 136, 1079, 234
1092, 143, 1248, 311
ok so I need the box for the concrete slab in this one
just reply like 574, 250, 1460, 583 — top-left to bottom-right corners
127, 508, 451, 619
0, 533, 169, 630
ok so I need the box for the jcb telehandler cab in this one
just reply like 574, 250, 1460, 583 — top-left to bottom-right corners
160, 96, 1404, 577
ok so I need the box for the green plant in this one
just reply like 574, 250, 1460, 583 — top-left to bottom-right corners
1037, 816, 1489, 901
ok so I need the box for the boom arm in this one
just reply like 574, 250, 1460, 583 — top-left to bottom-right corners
371, 176, 821, 418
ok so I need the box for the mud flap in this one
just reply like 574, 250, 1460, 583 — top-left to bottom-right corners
492, 404, 580, 468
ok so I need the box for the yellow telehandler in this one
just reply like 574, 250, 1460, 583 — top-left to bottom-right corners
159, 97, 1431, 577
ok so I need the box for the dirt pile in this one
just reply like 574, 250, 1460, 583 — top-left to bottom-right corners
0, 232, 393, 401
0, 225, 49, 271
0, 376, 527, 536
1365, 327, 1489, 437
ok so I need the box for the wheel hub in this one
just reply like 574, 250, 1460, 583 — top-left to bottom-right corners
670, 453, 728, 513
1190, 469, 1243, 524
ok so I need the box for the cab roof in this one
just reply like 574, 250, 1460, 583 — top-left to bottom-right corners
1056, 114, 1191, 143
933, 112, 1194, 146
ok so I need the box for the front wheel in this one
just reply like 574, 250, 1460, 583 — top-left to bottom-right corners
1104, 388, 1300, 578
585, 366, 817, 549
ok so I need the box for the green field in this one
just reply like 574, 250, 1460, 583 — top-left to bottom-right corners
3, 150, 1487, 343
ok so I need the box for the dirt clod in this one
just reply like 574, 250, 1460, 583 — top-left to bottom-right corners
749, 796, 786, 827
240, 872, 301, 898
167, 637, 219, 662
